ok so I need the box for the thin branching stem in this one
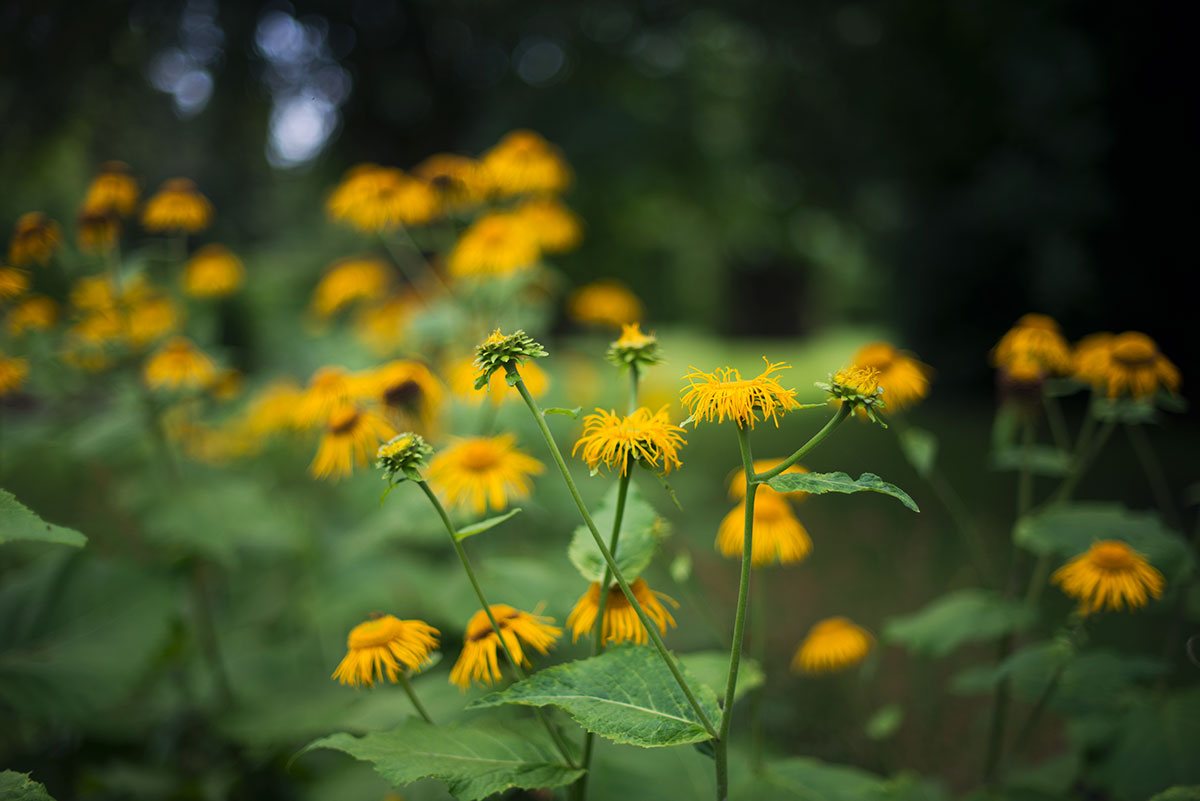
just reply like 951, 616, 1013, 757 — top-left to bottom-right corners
397, 671, 434, 725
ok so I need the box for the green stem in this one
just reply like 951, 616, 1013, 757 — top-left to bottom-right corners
190, 559, 233, 707
1049, 419, 1115, 506
415, 480, 578, 768
627, 364, 640, 415
397, 671, 434, 724
755, 404, 851, 483
508, 365, 718, 739
1041, 395, 1071, 452
749, 570, 767, 773
1125, 423, 1182, 531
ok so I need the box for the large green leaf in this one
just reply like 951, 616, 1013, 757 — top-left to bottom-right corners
0, 772, 57, 801
1094, 687, 1200, 800
1014, 503, 1192, 575
678, 651, 763, 705
568, 482, 668, 583
765, 472, 919, 513
884, 589, 1034, 657
470, 645, 720, 747
0, 489, 86, 547
302, 717, 583, 801
735, 756, 948, 801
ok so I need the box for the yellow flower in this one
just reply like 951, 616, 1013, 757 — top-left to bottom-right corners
512, 197, 582, 253
427, 434, 544, 515
573, 406, 685, 476
1071, 332, 1113, 386
6, 295, 57, 335
358, 359, 445, 433
1095, 331, 1179, 400
681, 358, 799, 429
239, 379, 304, 438
76, 208, 121, 254
413, 153, 488, 213
791, 617, 873, 674
991, 313, 1072, 375
447, 212, 541, 279
566, 578, 678, 646
8, 212, 62, 267
125, 294, 181, 349
851, 342, 932, 412
832, 365, 881, 396
208, 367, 243, 402
182, 244, 245, 298
448, 354, 550, 406
567, 280, 643, 328
716, 492, 812, 567
353, 293, 417, 355
0, 267, 30, 301
141, 178, 213, 234
83, 161, 140, 217
728, 459, 808, 501
310, 257, 392, 318
294, 366, 361, 428
143, 336, 217, 390
1051, 540, 1165, 614
449, 604, 561, 690
325, 164, 437, 232
70, 274, 120, 311
309, 403, 397, 481
332, 614, 441, 687
481, 130, 573, 196
0, 353, 29, 396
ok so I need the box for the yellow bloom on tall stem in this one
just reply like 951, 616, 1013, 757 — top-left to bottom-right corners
991, 313, 1072, 375
851, 342, 932, 412
76, 208, 121, 254
513, 197, 582, 253
427, 435, 545, 515
332, 614, 440, 687
353, 293, 417, 355
717, 492, 812, 567
413, 153, 487, 214
1051, 540, 1165, 614
449, 604, 561, 690
125, 294, 181, 349
141, 178, 213, 234
573, 406, 685, 475
729, 459, 808, 501
358, 359, 445, 432
1071, 332, 1113, 386
310, 257, 392, 318
325, 164, 438, 232
6, 295, 58, 335
309, 403, 396, 481
294, 366, 361, 429
239, 379, 304, 439
791, 617, 873, 674
8, 212, 62, 267
143, 336, 217, 390
0, 353, 29, 396
681, 358, 799, 429
182, 244, 245, 298
448, 354, 550, 406
481, 130, 572, 196
83, 161, 140, 216
567, 280, 643, 328
447, 212, 541, 279
0, 267, 29, 301
1092, 331, 1179, 400
566, 577, 678, 645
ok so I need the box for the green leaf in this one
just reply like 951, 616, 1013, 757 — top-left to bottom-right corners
301, 717, 583, 801
884, 589, 1035, 657
470, 645, 720, 747
456, 508, 522, 540
542, 407, 582, 419
897, 427, 938, 478
1014, 503, 1192, 575
991, 446, 1071, 477
0, 489, 86, 548
736, 757, 884, 801
678, 651, 763, 705
0, 771, 57, 801
568, 482, 667, 583
1093, 687, 1200, 800
864, 703, 904, 741
1091, 396, 1160, 424
1150, 787, 1200, 801
765, 471, 920, 513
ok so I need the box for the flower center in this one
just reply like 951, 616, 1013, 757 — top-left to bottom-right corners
330, 407, 360, 434
348, 616, 403, 648
384, 379, 423, 408
1089, 541, 1137, 571
1110, 334, 1157, 367
458, 442, 501, 471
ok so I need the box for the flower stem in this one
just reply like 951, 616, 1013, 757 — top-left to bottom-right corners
508, 365, 718, 739
627, 364, 640, 415
397, 671, 435, 724
1125, 423, 1181, 531
749, 570, 767, 773
415, 480, 578, 768
755, 404, 851, 483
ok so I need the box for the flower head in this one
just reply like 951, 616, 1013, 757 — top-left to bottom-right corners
450, 354, 550, 406
0, 353, 29, 396
851, 342, 932, 412
819, 365, 887, 425
447, 212, 541, 279
311, 258, 392, 318
125, 293, 181, 349
0, 267, 29, 301
991, 313, 1072, 375
83, 162, 140, 217
358, 360, 445, 433
566, 578, 679, 646
143, 337, 216, 390
183, 244, 245, 298
472, 329, 548, 390
332, 614, 440, 687
1087, 331, 1180, 400
791, 617, 873, 674
568, 280, 643, 329
481, 130, 572, 197
353, 293, 417, 355
427, 434, 544, 514
573, 406, 685, 476
729, 459, 808, 501
294, 366, 363, 429
8, 212, 62, 267
681, 358, 799, 429
1051, 540, 1165, 614
413, 153, 488, 213
376, 433, 434, 484
6, 295, 57, 336
326, 164, 437, 232
141, 178, 213, 234
1071, 332, 1113, 386
309, 403, 397, 481
76, 208, 121, 254
512, 197, 582, 253
238, 379, 304, 439
717, 492, 812, 567
450, 604, 561, 690
606, 323, 663, 372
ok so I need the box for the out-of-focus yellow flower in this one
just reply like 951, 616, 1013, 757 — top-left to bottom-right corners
126, 293, 181, 349
70, 274, 120, 311
481, 130, 572, 196
143, 336, 216, 390
567, 578, 678, 646
358, 359, 445, 433
1090, 331, 1179, 400
207, 367, 243, 402
141, 178, 213, 234
332, 614, 440, 687
851, 342, 931, 412
6, 295, 57, 335
681, 358, 799, 429
0, 266, 29, 301
1071, 332, 1113, 387
449, 604, 560, 690
513, 197, 582, 253
447, 212, 541, 279
567, 280, 642, 328
573, 406, 685, 476
791, 617, 873, 674
716, 492, 812, 567
991, 313, 1072, 375
413, 153, 487, 214
240, 379, 304, 438
325, 164, 438, 232
729, 459, 808, 501
183, 244, 244, 299
1052, 540, 1165, 614
311, 257, 392, 318
8, 212, 62, 267
427, 434, 544, 515
353, 293, 416, 355
294, 366, 361, 429
0, 353, 29, 396
76, 208, 121, 255
83, 161, 139, 217
309, 403, 397, 481
448, 354, 550, 406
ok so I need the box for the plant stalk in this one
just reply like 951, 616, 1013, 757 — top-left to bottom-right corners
397, 671, 434, 724
755, 404, 851, 483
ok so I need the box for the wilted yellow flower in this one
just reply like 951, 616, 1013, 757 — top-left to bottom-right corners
573, 406, 685, 476
332, 614, 440, 688
0, 353, 29, 396
513, 197, 582, 253
791, 617, 873, 674
83, 161, 140, 216
681, 358, 799, 429
141, 178, 213, 234
1051, 540, 1165, 614
1094, 332, 1179, 400
6, 295, 57, 335
413, 153, 488, 213
0, 267, 29, 301
183, 244, 244, 298
449, 604, 561, 690
851, 342, 932, 412
716, 492, 812, 567
447, 212, 541, 279
481, 130, 572, 196
8, 212, 62, 267
358, 359, 445, 433
76, 208, 121, 254
311, 257, 392, 318
427, 434, 544, 515
729, 459, 808, 501
991, 313, 1072, 375
325, 164, 437, 232
309, 403, 397, 481
566, 578, 678, 646
294, 366, 361, 428
448, 354, 550, 406
143, 337, 216, 390
567, 280, 643, 328
353, 293, 416, 355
